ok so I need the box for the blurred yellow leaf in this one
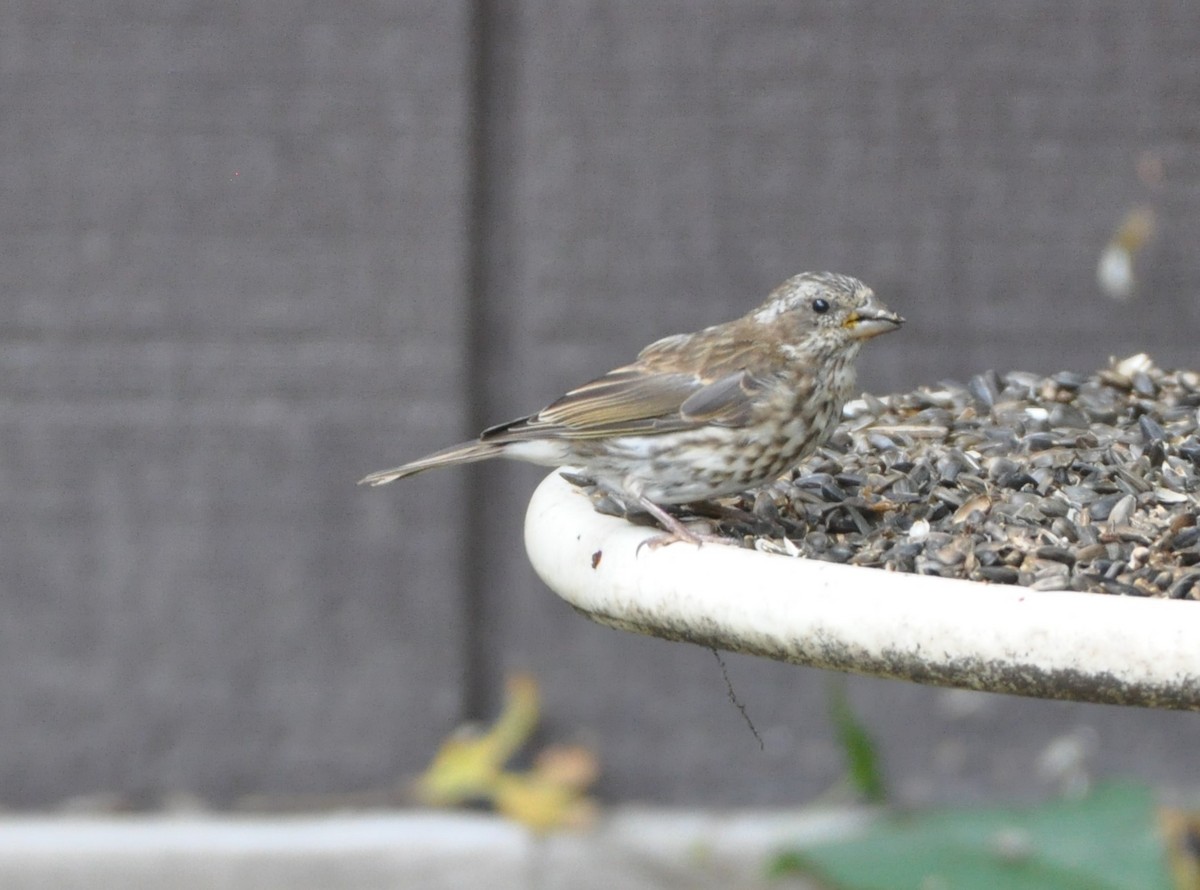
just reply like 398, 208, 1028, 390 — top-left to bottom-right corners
413, 673, 599, 831
1161, 807, 1200, 890
493, 768, 598, 833
1098, 205, 1156, 301
532, 744, 601, 791
414, 673, 541, 806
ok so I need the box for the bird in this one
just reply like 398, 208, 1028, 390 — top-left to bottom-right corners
361, 272, 903, 545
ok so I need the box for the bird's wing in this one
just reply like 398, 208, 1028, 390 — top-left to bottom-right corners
482, 364, 764, 442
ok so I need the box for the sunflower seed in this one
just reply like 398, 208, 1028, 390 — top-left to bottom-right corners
712, 354, 1200, 599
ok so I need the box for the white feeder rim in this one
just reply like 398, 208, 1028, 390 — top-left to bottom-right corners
524, 471, 1200, 710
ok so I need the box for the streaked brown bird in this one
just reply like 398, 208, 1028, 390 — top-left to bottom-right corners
361, 272, 903, 544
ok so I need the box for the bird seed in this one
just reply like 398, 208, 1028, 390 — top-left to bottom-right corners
718, 353, 1200, 599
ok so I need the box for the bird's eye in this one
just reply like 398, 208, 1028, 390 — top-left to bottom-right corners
811, 298, 830, 314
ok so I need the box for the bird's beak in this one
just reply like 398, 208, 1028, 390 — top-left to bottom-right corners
843, 295, 904, 340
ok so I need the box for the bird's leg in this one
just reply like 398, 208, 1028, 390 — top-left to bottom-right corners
597, 479, 730, 550
637, 496, 702, 546
634, 496, 735, 551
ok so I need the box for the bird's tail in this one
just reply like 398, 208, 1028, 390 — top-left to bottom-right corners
358, 440, 504, 486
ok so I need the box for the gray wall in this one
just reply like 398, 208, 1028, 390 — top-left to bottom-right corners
3, 2, 1198, 809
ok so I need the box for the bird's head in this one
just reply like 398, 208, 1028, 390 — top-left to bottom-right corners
752, 272, 904, 348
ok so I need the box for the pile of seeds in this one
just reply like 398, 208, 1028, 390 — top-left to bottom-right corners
721, 354, 1200, 599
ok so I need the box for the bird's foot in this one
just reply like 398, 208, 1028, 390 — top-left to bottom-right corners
634, 497, 733, 553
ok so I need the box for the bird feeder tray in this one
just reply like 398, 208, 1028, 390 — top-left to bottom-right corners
524, 471, 1200, 710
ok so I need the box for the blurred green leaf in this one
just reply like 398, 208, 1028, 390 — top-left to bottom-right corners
828, 677, 887, 803
770, 784, 1170, 890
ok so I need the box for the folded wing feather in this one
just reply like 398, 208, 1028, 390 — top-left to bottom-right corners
480, 365, 761, 442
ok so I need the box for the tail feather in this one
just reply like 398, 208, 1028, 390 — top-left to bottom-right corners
358, 440, 504, 486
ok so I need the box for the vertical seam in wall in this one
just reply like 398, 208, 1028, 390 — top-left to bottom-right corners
461, 0, 495, 721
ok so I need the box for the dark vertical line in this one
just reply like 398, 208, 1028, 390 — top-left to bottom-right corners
460, 0, 496, 721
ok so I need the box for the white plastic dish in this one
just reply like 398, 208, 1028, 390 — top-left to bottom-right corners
525, 471, 1200, 710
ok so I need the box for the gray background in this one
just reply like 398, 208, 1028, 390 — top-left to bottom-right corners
3, 2, 1198, 810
